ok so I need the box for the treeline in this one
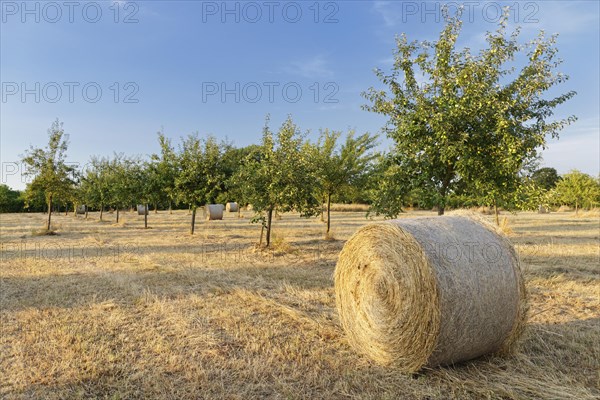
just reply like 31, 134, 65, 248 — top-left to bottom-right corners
7, 118, 600, 243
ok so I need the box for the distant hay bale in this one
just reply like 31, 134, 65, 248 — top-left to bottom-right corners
226, 202, 239, 212
334, 214, 526, 372
538, 205, 548, 214
76, 205, 87, 215
205, 204, 224, 220
137, 205, 148, 215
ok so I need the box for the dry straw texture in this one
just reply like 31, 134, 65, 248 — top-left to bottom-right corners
205, 204, 224, 220
226, 202, 239, 212
334, 214, 526, 372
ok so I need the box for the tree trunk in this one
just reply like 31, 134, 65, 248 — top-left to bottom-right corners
154, 203, 158, 214
100, 204, 104, 221
116, 208, 120, 223
85, 208, 88, 219
144, 203, 148, 228
169, 201, 172, 214
64, 204, 68, 216
190, 207, 196, 234
326, 192, 332, 234
46, 194, 53, 231
437, 206, 445, 216
266, 207, 274, 247
575, 201, 579, 215
259, 224, 264, 246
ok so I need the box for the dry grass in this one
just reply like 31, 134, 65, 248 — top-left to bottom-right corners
327, 203, 370, 212
0, 209, 598, 399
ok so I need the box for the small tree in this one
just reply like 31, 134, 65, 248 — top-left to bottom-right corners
175, 134, 225, 234
21, 120, 75, 231
151, 130, 178, 213
552, 170, 600, 213
81, 156, 112, 221
363, 8, 576, 217
238, 116, 320, 247
313, 129, 378, 234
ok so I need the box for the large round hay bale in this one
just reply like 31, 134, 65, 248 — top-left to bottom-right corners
334, 215, 526, 372
226, 202, 239, 213
76, 205, 87, 215
205, 204, 224, 220
137, 205, 148, 215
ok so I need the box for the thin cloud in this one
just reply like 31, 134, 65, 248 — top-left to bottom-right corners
284, 55, 334, 79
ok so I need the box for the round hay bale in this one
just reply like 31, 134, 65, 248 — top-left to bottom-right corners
76, 205, 87, 215
538, 205, 548, 214
334, 215, 526, 372
226, 202, 239, 213
137, 205, 148, 215
205, 204, 224, 220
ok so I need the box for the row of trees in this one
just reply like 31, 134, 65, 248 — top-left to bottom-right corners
18, 118, 378, 245
15, 117, 599, 243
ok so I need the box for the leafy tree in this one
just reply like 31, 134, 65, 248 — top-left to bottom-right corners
220, 144, 260, 208
531, 167, 560, 191
0, 185, 24, 213
21, 120, 75, 230
368, 154, 410, 218
237, 116, 320, 247
313, 129, 378, 233
175, 134, 225, 234
109, 154, 140, 223
363, 8, 576, 219
552, 170, 600, 213
81, 156, 112, 221
151, 131, 178, 213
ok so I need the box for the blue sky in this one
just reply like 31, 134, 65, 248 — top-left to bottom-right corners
1, 0, 598, 190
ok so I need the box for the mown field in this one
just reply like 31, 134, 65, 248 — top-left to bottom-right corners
0, 209, 598, 399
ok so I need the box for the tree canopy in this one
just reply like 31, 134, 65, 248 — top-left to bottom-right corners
363, 8, 576, 219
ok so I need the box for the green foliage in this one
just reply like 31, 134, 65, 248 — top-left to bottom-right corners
237, 116, 320, 246
150, 130, 179, 209
531, 167, 560, 190
551, 170, 600, 212
175, 133, 226, 233
80, 156, 112, 214
21, 120, 76, 229
313, 129, 378, 231
220, 144, 260, 205
0, 185, 24, 212
363, 8, 576, 215
367, 155, 410, 218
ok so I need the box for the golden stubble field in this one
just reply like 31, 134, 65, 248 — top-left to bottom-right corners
0, 208, 598, 399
